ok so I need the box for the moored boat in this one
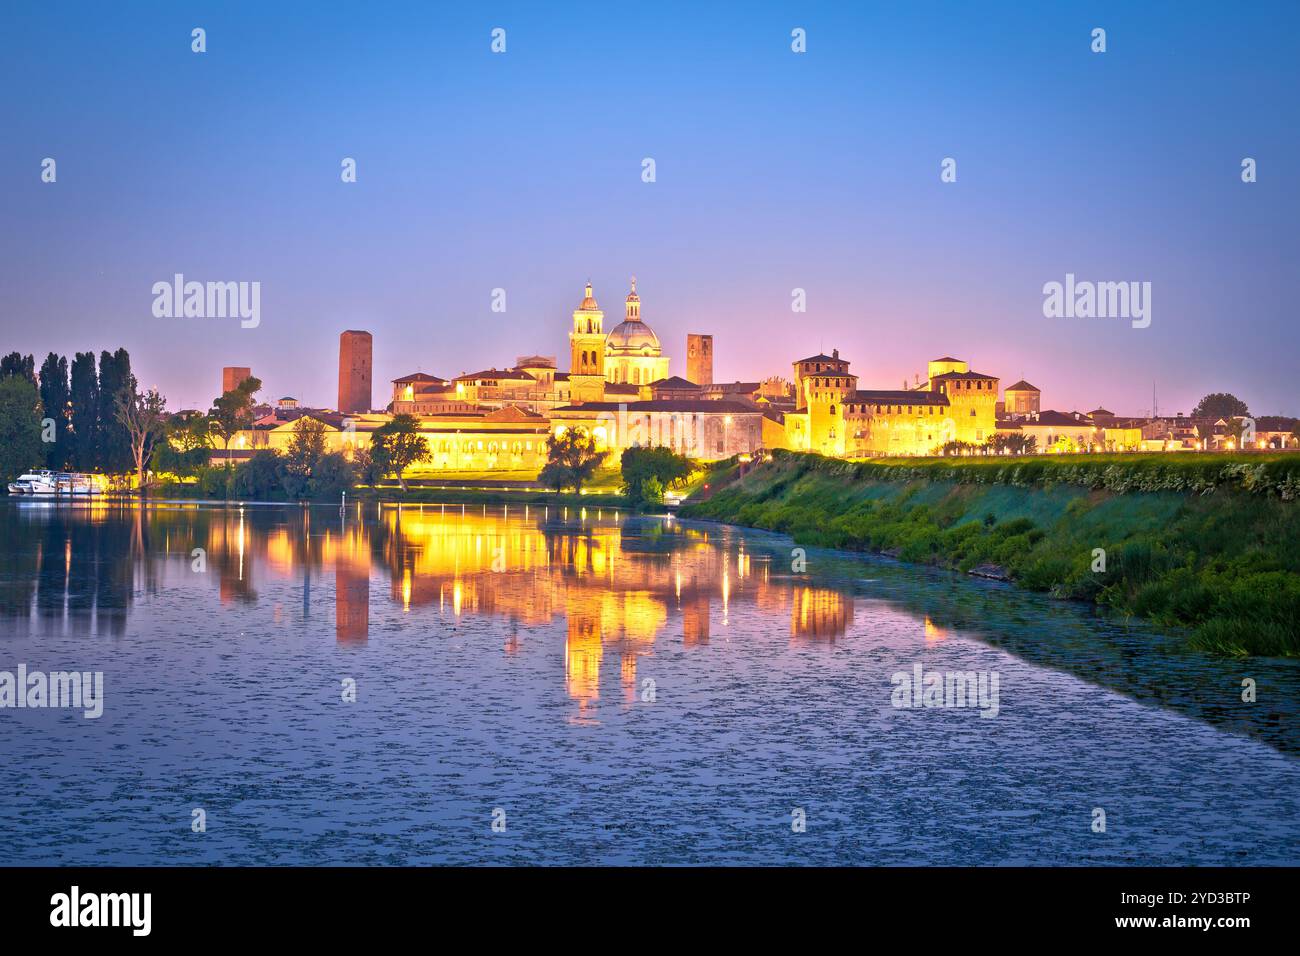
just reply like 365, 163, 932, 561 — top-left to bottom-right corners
7, 470, 106, 496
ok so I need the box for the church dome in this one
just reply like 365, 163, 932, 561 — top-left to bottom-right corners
607, 319, 661, 352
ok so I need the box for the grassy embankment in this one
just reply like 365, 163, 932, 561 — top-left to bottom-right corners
681, 450, 1300, 657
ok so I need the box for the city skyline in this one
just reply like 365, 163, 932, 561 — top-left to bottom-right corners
2, 2, 1297, 417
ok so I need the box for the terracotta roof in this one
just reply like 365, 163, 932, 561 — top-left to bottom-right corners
850, 390, 950, 406
1019, 410, 1096, 427
649, 376, 701, 390
1005, 380, 1039, 392
453, 367, 536, 382
932, 370, 997, 381
553, 400, 759, 414
392, 372, 447, 384
482, 406, 547, 422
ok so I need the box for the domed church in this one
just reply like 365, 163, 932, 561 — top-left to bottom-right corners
604, 277, 670, 386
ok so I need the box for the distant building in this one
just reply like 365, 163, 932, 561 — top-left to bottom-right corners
338, 330, 373, 414
1010, 410, 1099, 453
646, 376, 702, 402
549, 399, 763, 460
1003, 380, 1041, 417
222, 366, 252, 395
784, 353, 998, 456
277, 396, 298, 409
604, 278, 670, 387
686, 333, 713, 385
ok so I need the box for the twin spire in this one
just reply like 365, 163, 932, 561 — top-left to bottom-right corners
578, 277, 641, 322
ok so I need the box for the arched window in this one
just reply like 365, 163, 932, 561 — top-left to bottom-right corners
829, 404, 836, 416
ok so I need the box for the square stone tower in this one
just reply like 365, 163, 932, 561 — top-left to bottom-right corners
686, 334, 713, 385
222, 366, 252, 395
338, 330, 373, 414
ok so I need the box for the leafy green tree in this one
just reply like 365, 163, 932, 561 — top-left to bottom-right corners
285, 416, 328, 476
231, 450, 285, 500
208, 376, 263, 466
351, 444, 383, 486
369, 413, 430, 491
1192, 392, 1250, 420
38, 353, 71, 469
0, 376, 45, 484
114, 382, 169, 489
0, 352, 36, 385
155, 411, 213, 478
96, 348, 134, 472
69, 352, 99, 471
620, 446, 694, 504
539, 426, 605, 494
308, 451, 357, 500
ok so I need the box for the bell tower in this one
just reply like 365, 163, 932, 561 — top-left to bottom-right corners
569, 281, 606, 403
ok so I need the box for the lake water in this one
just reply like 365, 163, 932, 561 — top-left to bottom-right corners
1, 499, 1297, 865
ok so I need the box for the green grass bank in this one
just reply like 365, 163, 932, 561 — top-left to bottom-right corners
681, 450, 1300, 657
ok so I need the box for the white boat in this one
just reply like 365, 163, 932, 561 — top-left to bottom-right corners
7, 470, 105, 496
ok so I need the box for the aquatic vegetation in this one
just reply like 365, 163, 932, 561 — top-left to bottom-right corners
683, 451, 1300, 657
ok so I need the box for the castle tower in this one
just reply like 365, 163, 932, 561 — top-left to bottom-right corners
568, 281, 606, 403
686, 334, 713, 385
222, 366, 252, 395
793, 349, 856, 457
338, 330, 373, 414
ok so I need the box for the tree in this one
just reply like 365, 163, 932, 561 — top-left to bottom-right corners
986, 432, 1037, 456
1224, 417, 1250, 449
369, 414, 430, 491
0, 376, 45, 484
155, 411, 213, 478
308, 451, 357, 500
285, 416, 329, 477
539, 427, 605, 494
38, 353, 71, 469
231, 450, 285, 500
114, 383, 169, 490
208, 376, 263, 466
69, 352, 99, 471
620, 446, 694, 504
1192, 392, 1250, 420
96, 348, 134, 472
351, 444, 383, 486
0, 352, 36, 386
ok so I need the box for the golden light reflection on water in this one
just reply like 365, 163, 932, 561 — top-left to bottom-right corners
0, 503, 859, 719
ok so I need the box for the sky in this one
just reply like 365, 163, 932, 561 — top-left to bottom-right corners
1, 1, 1297, 416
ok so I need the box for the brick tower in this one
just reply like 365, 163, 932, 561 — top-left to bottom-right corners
338, 330, 373, 414
686, 334, 713, 385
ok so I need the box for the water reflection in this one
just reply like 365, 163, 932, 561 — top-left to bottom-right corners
0, 499, 1296, 755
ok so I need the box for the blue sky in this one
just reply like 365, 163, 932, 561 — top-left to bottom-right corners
1, 1, 1296, 415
